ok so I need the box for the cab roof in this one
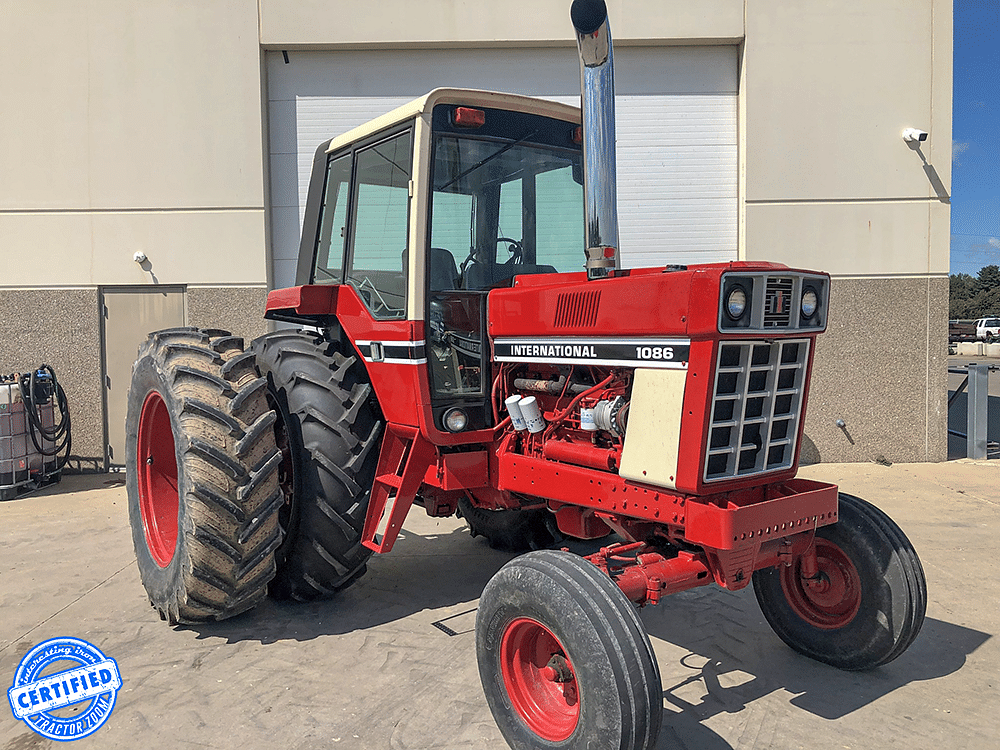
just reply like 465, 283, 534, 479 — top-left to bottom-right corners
325, 87, 582, 154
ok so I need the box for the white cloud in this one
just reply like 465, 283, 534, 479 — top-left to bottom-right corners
953, 141, 970, 165
989, 237, 1000, 249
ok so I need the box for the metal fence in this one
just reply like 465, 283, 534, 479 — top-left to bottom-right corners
948, 362, 999, 459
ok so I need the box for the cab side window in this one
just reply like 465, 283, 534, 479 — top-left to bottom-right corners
346, 130, 412, 319
313, 154, 352, 284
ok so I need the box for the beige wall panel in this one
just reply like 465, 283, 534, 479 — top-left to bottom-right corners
0, 0, 265, 211
0, 211, 268, 286
927, 199, 951, 274
745, 0, 945, 202
259, 0, 744, 47
928, 0, 953, 194
745, 201, 949, 276
0, 3, 91, 209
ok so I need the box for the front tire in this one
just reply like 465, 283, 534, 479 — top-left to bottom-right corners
251, 330, 383, 601
476, 550, 662, 750
752, 493, 926, 670
126, 328, 282, 624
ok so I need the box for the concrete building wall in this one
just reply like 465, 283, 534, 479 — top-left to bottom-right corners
0, 0, 951, 468
742, 0, 951, 462
0, 0, 271, 468
0, 290, 105, 471
0, 0, 269, 286
259, 0, 745, 45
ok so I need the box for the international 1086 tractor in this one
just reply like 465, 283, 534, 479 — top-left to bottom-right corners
125, 2, 926, 748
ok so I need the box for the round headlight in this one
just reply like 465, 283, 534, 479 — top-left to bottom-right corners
726, 287, 748, 319
443, 407, 468, 433
801, 289, 819, 318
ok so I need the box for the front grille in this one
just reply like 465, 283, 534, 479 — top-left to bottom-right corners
763, 276, 794, 328
705, 339, 809, 482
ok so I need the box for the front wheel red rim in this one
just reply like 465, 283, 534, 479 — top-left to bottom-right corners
781, 538, 863, 629
137, 391, 180, 567
499, 618, 580, 741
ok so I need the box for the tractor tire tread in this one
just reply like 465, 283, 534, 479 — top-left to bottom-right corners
457, 497, 557, 552
752, 492, 926, 670
126, 328, 281, 625
251, 330, 382, 602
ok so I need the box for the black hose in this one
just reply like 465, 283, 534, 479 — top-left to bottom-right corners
18, 364, 71, 469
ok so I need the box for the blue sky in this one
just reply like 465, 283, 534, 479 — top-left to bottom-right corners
950, 0, 1000, 277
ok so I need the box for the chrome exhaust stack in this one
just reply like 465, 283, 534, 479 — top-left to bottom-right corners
571, 0, 619, 280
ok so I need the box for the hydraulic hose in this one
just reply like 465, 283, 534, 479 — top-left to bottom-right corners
18, 364, 72, 469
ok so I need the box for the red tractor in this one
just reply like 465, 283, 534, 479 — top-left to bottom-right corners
125, 2, 926, 748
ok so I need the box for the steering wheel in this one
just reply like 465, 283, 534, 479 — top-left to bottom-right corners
497, 237, 523, 266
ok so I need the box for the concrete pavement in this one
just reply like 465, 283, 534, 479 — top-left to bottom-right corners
2, 460, 998, 750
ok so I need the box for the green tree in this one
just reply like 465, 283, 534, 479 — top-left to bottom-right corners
976, 266, 1000, 310
950, 272, 978, 318
977, 285, 1000, 316
950, 266, 1000, 318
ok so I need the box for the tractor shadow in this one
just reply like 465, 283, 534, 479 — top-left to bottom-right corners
185, 519, 522, 644
183, 520, 988, 749
641, 585, 990, 749
185, 517, 621, 646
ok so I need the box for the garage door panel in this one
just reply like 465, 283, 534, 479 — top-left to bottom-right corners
623, 204, 739, 237
267, 46, 738, 289
621, 198, 737, 266
618, 95, 737, 145
618, 146, 737, 193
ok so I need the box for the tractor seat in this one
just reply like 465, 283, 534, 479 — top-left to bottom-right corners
429, 247, 461, 291
464, 262, 557, 290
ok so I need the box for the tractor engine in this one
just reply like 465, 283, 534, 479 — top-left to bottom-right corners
474, 261, 831, 551
498, 361, 630, 473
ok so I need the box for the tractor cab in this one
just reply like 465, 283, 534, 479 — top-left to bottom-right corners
270, 89, 590, 438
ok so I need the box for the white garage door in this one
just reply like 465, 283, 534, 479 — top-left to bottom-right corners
266, 46, 737, 290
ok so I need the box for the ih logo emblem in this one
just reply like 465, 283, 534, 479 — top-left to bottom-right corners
770, 290, 787, 315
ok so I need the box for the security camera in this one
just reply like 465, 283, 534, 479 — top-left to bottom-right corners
902, 128, 928, 143
133, 251, 148, 263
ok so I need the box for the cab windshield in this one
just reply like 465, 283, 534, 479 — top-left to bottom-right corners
427, 109, 584, 291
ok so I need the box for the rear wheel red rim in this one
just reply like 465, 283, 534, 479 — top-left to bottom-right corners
499, 617, 580, 741
781, 538, 862, 629
137, 391, 180, 567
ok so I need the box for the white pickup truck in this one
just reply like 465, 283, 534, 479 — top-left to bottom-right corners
975, 317, 1000, 342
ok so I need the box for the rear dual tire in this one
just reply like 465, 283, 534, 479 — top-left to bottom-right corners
126, 328, 283, 624
251, 330, 383, 601
458, 497, 558, 552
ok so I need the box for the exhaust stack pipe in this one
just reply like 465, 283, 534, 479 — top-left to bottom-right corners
571, 0, 619, 280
